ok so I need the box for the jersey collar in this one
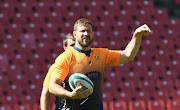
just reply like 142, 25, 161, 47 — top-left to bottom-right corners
73, 46, 91, 57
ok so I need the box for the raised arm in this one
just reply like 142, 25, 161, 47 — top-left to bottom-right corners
49, 75, 91, 99
119, 24, 151, 64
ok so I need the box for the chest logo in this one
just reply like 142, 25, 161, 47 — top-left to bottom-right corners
77, 58, 82, 64
94, 55, 100, 61
86, 71, 101, 80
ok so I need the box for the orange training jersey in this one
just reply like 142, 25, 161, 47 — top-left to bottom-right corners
43, 64, 54, 87
52, 46, 120, 110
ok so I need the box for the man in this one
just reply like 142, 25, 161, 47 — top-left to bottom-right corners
49, 18, 151, 110
40, 33, 75, 110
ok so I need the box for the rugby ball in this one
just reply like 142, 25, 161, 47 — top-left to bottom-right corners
68, 73, 94, 94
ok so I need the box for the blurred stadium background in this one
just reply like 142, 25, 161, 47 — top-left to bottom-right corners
0, 0, 180, 110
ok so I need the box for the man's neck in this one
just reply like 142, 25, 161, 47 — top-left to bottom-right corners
75, 44, 91, 51
73, 46, 91, 57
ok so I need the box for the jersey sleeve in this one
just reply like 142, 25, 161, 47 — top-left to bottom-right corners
43, 65, 54, 87
105, 49, 120, 66
51, 50, 71, 81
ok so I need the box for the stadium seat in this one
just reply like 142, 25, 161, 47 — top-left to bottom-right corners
1, 95, 19, 105
32, 103, 41, 110
167, 99, 180, 110
103, 91, 113, 102
117, 80, 136, 92
140, 68, 159, 81
0, 105, 12, 110
148, 99, 166, 110
158, 68, 177, 80
104, 71, 120, 82
156, 79, 173, 91
174, 80, 180, 89
103, 81, 117, 93
109, 100, 127, 110
129, 100, 146, 110
14, 104, 31, 110
152, 90, 169, 101
137, 80, 156, 92
115, 90, 132, 101
169, 89, 180, 99
131, 90, 150, 101
0, 54, 8, 70
0, 77, 9, 96
103, 101, 109, 110
19, 95, 38, 104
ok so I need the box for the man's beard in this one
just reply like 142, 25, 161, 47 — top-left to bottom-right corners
78, 38, 92, 47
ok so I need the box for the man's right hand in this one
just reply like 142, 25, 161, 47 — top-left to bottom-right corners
49, 76, 91, 99
70, 86, 91, 99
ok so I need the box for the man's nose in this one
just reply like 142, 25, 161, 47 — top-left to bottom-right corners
84, 31, 88, 35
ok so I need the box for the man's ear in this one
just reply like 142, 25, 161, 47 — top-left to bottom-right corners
91, 32, 94, 40
63, 46, 67, 50
73, 31, 77, 39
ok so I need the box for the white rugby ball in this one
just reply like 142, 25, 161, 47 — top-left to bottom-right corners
69, 73, 94, 94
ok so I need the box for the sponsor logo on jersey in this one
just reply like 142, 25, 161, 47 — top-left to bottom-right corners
86, 71, 101, 80
94, 55, 100, 61
77, 58, 82, 64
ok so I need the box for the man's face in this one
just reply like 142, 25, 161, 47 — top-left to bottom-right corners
64, 39, 75, 50
74, 24, 94, 47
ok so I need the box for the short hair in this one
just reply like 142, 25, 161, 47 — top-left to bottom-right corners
74, 18, 94, 31
63, 33, 75, 47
